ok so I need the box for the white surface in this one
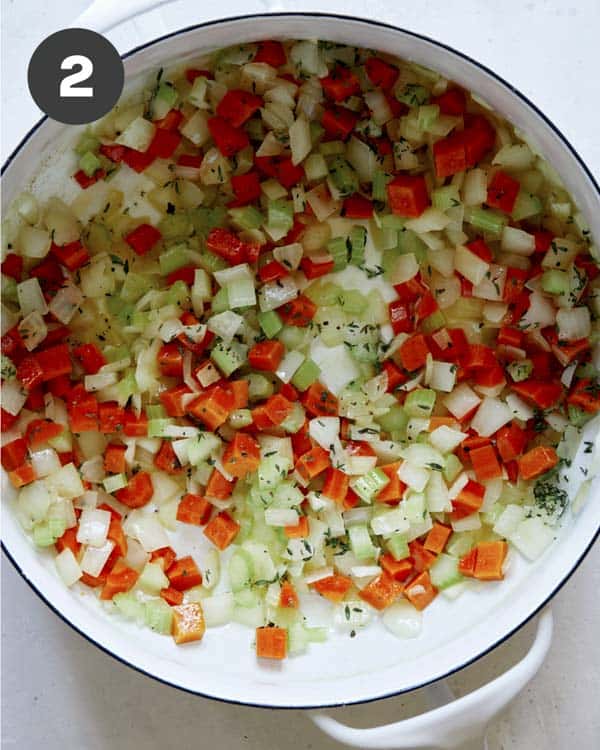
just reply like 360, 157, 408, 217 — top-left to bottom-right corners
1, 0, 600, 747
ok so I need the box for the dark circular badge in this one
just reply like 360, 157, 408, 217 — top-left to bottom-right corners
28, 28, 124, 125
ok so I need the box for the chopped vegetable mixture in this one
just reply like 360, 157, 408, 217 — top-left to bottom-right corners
2, 39, 599, 659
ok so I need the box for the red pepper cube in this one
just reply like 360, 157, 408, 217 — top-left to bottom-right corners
206, 228, 248, 266
100, 144, 127, 162
321, 106, 359, 141
176, 493, 213, 526
388, 300, 414, 335
486, 170, 520, 213
469, 444, 503, 481
432, 88, 466, 116
451, 479, 485, 519
73, 343, 106, 375
155, 109, 184, 131
217, 89, 263, 128
300, 256, 335, 279
207, 116, 249, 157
1, 253, 23, 280
258, 260, 288, 283
387, 175, 430, 218
125, 224, 162, 256
50, 241, 90, 272
254, 40, 286, 67
275, 158, 304, 190
320, 66, 361, 102
398, 334, 430, 372
121, 147, 155, 173
146, 128, 181, 159
463, 115, 496, 167
278, 295, 317, 327
342, 194, 374, 219
433, 132, 467, 178
73, 169, 105, 189
230, 171, 262, 206
364, 57, 399, 91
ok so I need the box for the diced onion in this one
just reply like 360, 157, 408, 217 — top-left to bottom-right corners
80, 540, 115, 577
382, 601, 422, 638
470, 397, 512, 437
17, 277, 48, 316
2, 379, 27, 415
55, 548, 82, 587
76, 508, 111, 547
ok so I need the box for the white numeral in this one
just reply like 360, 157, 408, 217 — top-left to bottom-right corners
59, 55, 94, 98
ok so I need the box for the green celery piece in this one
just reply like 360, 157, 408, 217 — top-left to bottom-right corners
304, 153, 329, 181
106, 296, 133, 325
87, 222, 112, 254
229, 206, 264, 230
1, 275, 18, 304
387, 533, 409, 561
32, 522, 58, 547
465, 206, 508, 236
158, 213, 193, 241
351, 468, 390, 502
511, 191, 542, 221
113, 592, 145, 621
159, 242, 190, 275
568, 404, 592, 427
405, 388, 437, 418
310, 121, 324, 143
397, 229, 427, 262
397, 83, 430, 106
379, 214, 406, 231
376, 404, 408, 433
120, 272, 152, 303
147, 418, 175, 438
417, 104, 439, 130
348, 226, 367, 266
257, 310, 283, 339
420, 310, 446, 334
103, 344, 129, 362
443, 454, 463, 483
211, 341, 247, 377
166, 279, 190, 307
304, 281, 343, 306
199, 249, 229, 274
146, 404, 167, 419
79, 151, 102, 177
319, 140, 345, 156
291, 358, 321, 391
155, 82, 178, 108
210, 286, 230, 314
278, 326, 305, 350
338, 288, 367, 315
541, 269, 570, 295
327, 236, 349, 271
432, 185, 461, 212
267, 200, 294, 233
349, 342, 378, 363
144, 599, 173, 634
246, 373, 273, 401
75, 132, 100, 156
328, 156, 359, 197
188, 206, 227, 238
372, 170, 392, 202
506, 359, 533, 382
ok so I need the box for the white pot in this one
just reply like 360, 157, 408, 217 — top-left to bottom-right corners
2, 9, 599, 746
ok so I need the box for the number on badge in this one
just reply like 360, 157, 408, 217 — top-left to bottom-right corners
59, 55, 94, 98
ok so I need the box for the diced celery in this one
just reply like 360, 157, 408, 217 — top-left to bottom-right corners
351, 468, 390, 503
147, 404, 167, 419
1, 276, 18, 304
278, 325, 306, 350
387, 533, 409, 560
506, 359, 533, 382
465, 206, 508, 236
404, 388, 437, 418
304, 153, 329, 182
420, 310, 446, 334
280, 402, 306, 433
446, 532, 474, 558
211, 340, 247, 376
159, 242, 190, 275
247, 373, 274, 401
229, 206, 264, 230
138, 562, 169, 594
79, 151, 101, 177
257, 310, 283, 339
443, 454, 463, 483
103, 473, 128, 493
541, 269, 570, 295
33, 521, 61, 547
417, 104, 439, 130
397, 229, 427, 261
291, 358, 320, 391
328, 236, 349, 271
328, 156, 359, 198
75, 131, 100, 156
267, 200, 294, 234
429, 553, 463, 590
144, 599, 173, 634
104, 345, 129, 363
115, 370, 138, 405
211, 286, 230, 314
568, 404, 592, 427
304, 281, 343, 306
376, 404, 408, 433
372, 170, 392, 202
511, 192, 542, 221
432, 185, 461, 212
380, 214, 406, 231
258, 455, 291, 490
187, 432, 220, 465
120, 272, 153, 303
319, 140, 345, 156
348, 226, 367, 266
166, 280, 190, 308
188, 206, 227, 238
151, 82, 179, 120
113, 592, 145, 622
158, 213, 192, 241
147, 418, 175, 437
397, 83, 430, 106
338, 289, 367, 315
348, 524, 378, 560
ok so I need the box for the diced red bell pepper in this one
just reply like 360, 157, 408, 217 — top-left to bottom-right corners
146, 128, 181, 159
1, 438, 28, 471
320, 66, 361, 102
451, 479, 485, 519
496, 423, 527, 462
16, 356, 44, 390
342, 194, 374, 219
124, 223, 162, 256
486, 170, 520, 213
433, 131, 467, 178
512, 379, 563, 409
394, 274, 428, 303
9, 463, 37, 488
73, 343, 106, 374
74, 169, 105, 189
29, 257, 64, 291
414, 291, 439, 323
567, 379, 600, 414
104, 443, 127, 474
68, 392, 98, 433
167, 265, 196, 286
230, 171, 262, 206
463, 115, 496, 167
321, 106, 359, 141
254, 40, 286, 67
248, 340, 285, 372
185, 68, 213, 83
432, 88, 466, 116
121, 147, 155, 173
275, 158, 304, 189
533, 230, 554, 254
99, 144, 127, 162
278, 294, 317, 326
123, 409, 148, 437
398, 334, 430, 372
364, 57, 399, 91
98, 401, 125, 433
258, 260, 289, 283
187, 386, 235, 430
497, 326, 523, 348
300, 256, 334, 279
1, 409, 18, 432
389, 300, 414, 335
157, 342, 184, 377
51, 241, 90, 272
155, 108, 184, 131
466, 238, 494, 263
25, 419, 64, 447
206, 227, 250, 266
207, 116, 249, 157
1, 253, 23, 280
381, 360, 407, 391
387, 175, 430, 217
25, 387, 44, 411
217, 90, 263, 128
177, 153, 203, 169
503, 268, 528, 303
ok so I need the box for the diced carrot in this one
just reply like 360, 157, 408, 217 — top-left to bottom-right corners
221, 432, 260, 478
187, 386, 235, 430
379, 553, 413, 582
376, 462, 405, 505
98, 401, 125, 433
251, 404, 275, 431
256, 626, 287, 659
100, 560, 139, 600
469, 444, 502, 481
423, 523, 452, 555
263, 393, 294, 425
160, 384, 194, 417
203, 511, 240, 550
80, 572, 107, 588
495, 423, 527, 462
284, 515, 309, 538
167, 556, 203, 591
104, 443, 127, 474
458, 548, 477, 577
302, 381, 338, 417
311, 574, 352, 603
248, 340, 285, 372
107, 516, 127, 557
518, 446, 559, 481
150, 546, 177, 571
205, 469, 236, 500
359, 571, 401, 610
55, 526, 81, 556
428, 416, 458, 431
8, 463, 36, 488
322, 467, 349, 503
123, 409, 148, 437
279, 581, 299, 609
404, 571, 438, 610
473, 541, 508, 581
408, 540, 437, 572
295, 445, 331, 482
25, 419, 64, 447
154, 440, 184, 475
1, 438, 28, 471
171, 602, 206, 644
230, 379, 249, 409
567, 378, 600, 413
177, 493, 213, 526
115, 471, 153, 509
451, 479, 485, 520
160, 587, 184, 606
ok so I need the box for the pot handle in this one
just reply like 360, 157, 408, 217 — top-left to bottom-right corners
310, 608, 553, 750
73, 0, 174, 33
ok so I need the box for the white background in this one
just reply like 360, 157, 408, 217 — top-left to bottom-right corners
1, 1, 599, 748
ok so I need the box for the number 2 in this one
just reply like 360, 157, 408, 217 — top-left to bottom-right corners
60, 55, 93, 98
